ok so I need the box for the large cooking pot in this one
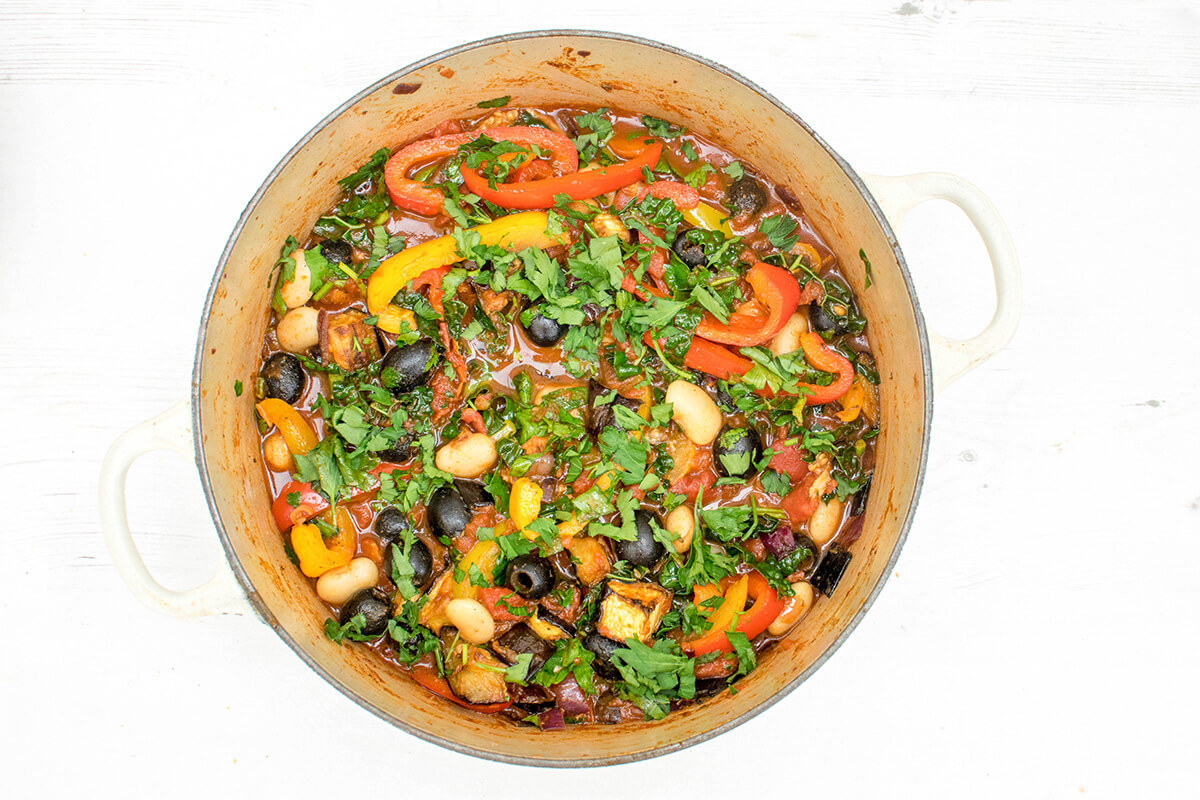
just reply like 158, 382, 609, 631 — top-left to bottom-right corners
99, 31, 1019, 766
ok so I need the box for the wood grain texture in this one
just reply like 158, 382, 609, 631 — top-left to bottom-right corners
1, 0, 1197, 797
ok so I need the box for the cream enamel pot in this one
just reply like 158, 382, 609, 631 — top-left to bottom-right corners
99, 31, 1020, 766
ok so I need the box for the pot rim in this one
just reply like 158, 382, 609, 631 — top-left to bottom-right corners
191, 28, 933, 768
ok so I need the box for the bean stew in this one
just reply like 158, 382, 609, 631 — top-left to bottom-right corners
253, 103, 878, 726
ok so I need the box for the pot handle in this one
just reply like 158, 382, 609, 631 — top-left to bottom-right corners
861, 172, 1021, 391
99, 401, 252, 617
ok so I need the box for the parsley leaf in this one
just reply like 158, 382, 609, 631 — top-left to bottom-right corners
860, 247, 874, 289
611, 638, 696, 720
641, 115, 685, 139
533, 638, 597, 695
323, 614, 378, 645
476, 95, 511, 108
573, 108, 615, 163
337, 148, 390, 193
761, 469, 791, 496
759, 214, 800, 251
726, 631, 757, 680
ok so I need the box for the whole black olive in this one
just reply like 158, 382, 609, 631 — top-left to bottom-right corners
426, 486, 471, 540
403, 539, 433, 590
505, 554, 555, 600
524, 312, 568, 347
586, 379, 643, 438
319, 239, 354, 265
454, 479, 494, 508
380, 339, 436, 394
713, 385, 737, 413
260, 353, 306, 403
614, 510, 665, 567
582, 632, 623, 679
726, 175, 767, 216
374, 507, 409, 544
809, 300, 854, 335
672, 230, 708, 268
340, 588, 389, 637
377, 440, 412, 464
850, 476, 872, 517
713, 425, 763, 479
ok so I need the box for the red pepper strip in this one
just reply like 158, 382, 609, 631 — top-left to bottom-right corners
409, 266, 449, 313
796, 332, 854, 404
623, 272, 668, 301
681, 336, 754, 380
409, 266, 468, 383
271, 481, 329, 532
694, 262, 801, 347
640, 329, 754, 382
384, 126, 578, 215
410, 659, 512, 714
461, 140, 664, 210
637, 180, 700, 209
513, 159, 554, 182
685, 571, 784, 655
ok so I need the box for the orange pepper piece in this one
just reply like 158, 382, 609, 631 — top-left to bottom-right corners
290, 517, 354, 578
256, 398, 318, 455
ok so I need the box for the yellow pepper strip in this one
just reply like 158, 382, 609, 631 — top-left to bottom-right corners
680, 202, 733, 237
692, 583, 722, 612
509, 477, 542, 533
366, 211, 569, 314
256, 399, 319, 455
835, 381, 866, 423
375, 304, 415, 335
557, 514, 588, 541
795, 242, 824, 272
290, 513, 355, 578
452, 540, 500, 599
705, 575, 749, 633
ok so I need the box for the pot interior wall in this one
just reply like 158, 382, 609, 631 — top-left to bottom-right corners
195, 33, 927, 764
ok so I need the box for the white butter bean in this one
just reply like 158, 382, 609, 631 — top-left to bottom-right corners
445, 598, 495, 644
315, 557, 379, 605
279, 250, 313, 308
770, 311, 810, 356
665, 505, 695, 554
767, 581, 815, 636
263, 431, 292, 471
276, 306, 320, 353
434, 432, 498, 478
665, 380, 723, 446
808, 496, 844, 546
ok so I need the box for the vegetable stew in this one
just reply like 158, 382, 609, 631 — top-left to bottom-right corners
253, 103, 878, 726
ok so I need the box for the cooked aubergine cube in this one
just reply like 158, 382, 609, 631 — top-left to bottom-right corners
565, 535, 612, 587
526, 609, 575, 642
447, 645, 510, 705
492, 624, 555, 675
810, 546, 852, 597
597, 581, 672, 644
319, 309, 381, 371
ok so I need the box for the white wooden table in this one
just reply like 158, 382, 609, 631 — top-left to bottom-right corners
2, 1, 1197, 796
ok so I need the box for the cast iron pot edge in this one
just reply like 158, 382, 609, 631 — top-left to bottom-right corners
189, 29, 934, 768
